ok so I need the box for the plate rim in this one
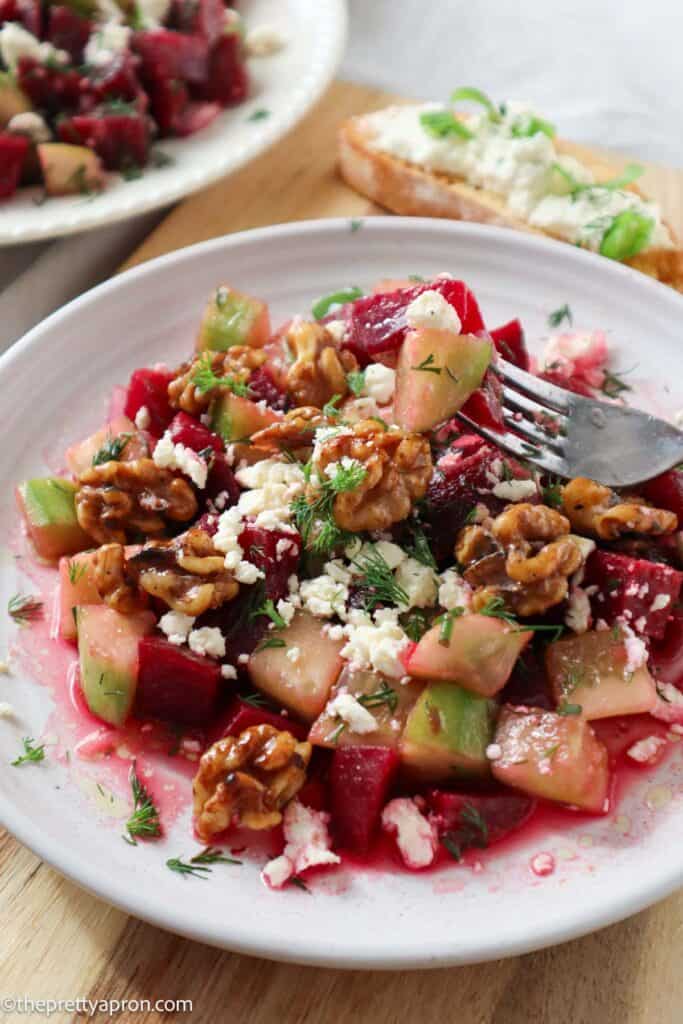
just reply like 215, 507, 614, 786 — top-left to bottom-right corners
0, 0, 348, 245
2, 216, 683, 969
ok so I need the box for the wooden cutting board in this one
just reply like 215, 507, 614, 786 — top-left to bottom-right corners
3, 81, 683, 1024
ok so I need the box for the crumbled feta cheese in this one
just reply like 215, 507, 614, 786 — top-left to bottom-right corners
84, 21, 130, 67
621, 623, 648, 673
0, 702, 16, 719
0, 22, 67, 72
438, 569, 472, 611
245, 24, 286, 57
153, 432, 208, 489
7, 111, 51, 143
300, 574, 349, 618
565, 585, 591, 634
286, 646, 301, 664
326, 691, 377, 735
234, 457, 305, 528
381, 797, 437, 868
341, 610, 409, 679
188, 627, 226, 659
214, 506, 265, 584
405, 289, 462, 332
261, 799, 340, 889
651, 594, 671, 612
134, 405, 151, 430
362, 364, 396, 405
491, 478, 538, 502
627, 735, 666, 764
276, 599, 296, 626
159, 610, 195, 645
324, 319, 348, 344
323, 558, 353, 585
221, 664, 238, 680
486, 743, 502, 761
395, 556, 438, 609
358, 540, 406, 571
235, 561, 264, 585
342, 396, 383, 424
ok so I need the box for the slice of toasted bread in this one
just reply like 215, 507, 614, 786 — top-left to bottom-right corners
338, 110, 683, 292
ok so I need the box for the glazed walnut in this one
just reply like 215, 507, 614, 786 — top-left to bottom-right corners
168, 346, 267, 415
456, 503, 586, 617
314, 419, 433, 533
93, 543, 145, 614
562, 477, 677, 541
284, 320, 358, 408
127, 527, 239, 616
193, 724, 311, 840
251, 406, 325, 453
75, 458, 197, 545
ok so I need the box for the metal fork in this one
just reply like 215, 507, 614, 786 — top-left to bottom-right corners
456, 359, 683, 488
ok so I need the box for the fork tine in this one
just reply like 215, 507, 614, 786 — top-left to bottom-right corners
455, 412, 568, 476
501, 385, 569, 433
501, 405, 566, 453
492, 360, 572, 414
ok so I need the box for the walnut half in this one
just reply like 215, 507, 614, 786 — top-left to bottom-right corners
168, 346, 267, 416
284, 320, 358, 408
193, 724, 311, 840
562, 477, 677, 540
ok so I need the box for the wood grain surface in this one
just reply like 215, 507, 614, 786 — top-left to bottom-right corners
3, 81, 683, 1024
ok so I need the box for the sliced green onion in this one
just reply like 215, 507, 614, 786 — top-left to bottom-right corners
312, 286, 363, 320
419, 110, 474, 141
449, 86, 501, 122
597, 163, 645, 191
510, 115, 555, 139
599, 210, 654, 261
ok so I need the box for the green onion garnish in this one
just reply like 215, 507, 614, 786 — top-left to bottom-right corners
312, 287, 363, 320
419, 109, 474, 140
449, 86, 501, 122
599, 210, 654, 261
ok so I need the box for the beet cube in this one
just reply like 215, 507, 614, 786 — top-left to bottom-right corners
170, 0, 226, 42
0, 133, 29, 199
490, 318, 530, 371
248, 365, 288, 411
168, 411, 223, 453
0, 0, 41, 35
17, 57, 83, 115
330, 746, 399, 854
583, 549, 683, 639
426, 790, 536, 846
196, 32, 249, 105
58, 112, 150, 171
124, 366, 175, 437
85, 55, 143, 103
47, 5, 91, 64
641, 469, 683, 522
207, 696, 308, 745
239, 523, 302, 601
146, 75, 188, 135
133, 28, 209, 85
136, 635, 220, 724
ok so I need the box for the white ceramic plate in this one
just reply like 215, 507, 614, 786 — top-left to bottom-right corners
0, 0, 346, 245
1, 218, 682, 969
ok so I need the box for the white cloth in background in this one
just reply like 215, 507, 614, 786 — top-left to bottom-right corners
343, 0, 683, 167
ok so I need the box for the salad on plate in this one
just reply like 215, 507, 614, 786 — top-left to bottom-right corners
10, 274, 683, 891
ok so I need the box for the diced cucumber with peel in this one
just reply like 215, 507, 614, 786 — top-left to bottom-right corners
16, 477, 91, 560
76, 605, 155, 726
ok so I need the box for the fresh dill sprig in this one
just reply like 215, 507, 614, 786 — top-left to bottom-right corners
123, 762, 161, 845
192, 353, 252, 398
166, 857, 212, 878
601, 367, 634, 400
401, 609, 430, 642
322, 394, 343, 420
92, 432, 132, 467
190, 846, 242, 866
250, 598, 286, 629
542, 477, 564, 509
352, 544, 409, 612
478, 596, 564, 641
8, 594, 44, 626
255, 636, 287, 652
411, 352, 441, 375
328, 721, 347, 745
67, 558, 89, 585
478, 595, 517, 625
291, 461, 367, 555
548, 304, 573, 328
11, 736, 46, 766
358, 683, 398, 714
441, 801, 489, 861
289, 876, 311, 892
405, 521, 437, 569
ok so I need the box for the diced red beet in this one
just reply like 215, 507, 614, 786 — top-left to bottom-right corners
239, 523, 302, 600
206, 696, 308, 745
168, 411, 223, 453
583, 549, 683, 639
146, 75, 189, 135
0, 0, 41, 34
460, 368, 505, 432
17, 57, 83, 115
58, 112, 150, 171
340, 279, 486, 365
170, 0, 226, 42
650, 605, 683, 690
539, 366, 595, 398
47, 5, 91, 63
205, 451, 240, 507
0, 133, 29, 199
85, 55, 143, 104
490, 318, 530, 371
426, 790, 536, 846
172, 99, 220, 136
330, 746, 399, 854
641, 470, 683, 522
124, 367, 175, 437
196, 32, 249, 105
136, 635, 220, 724
133, 29, 209, 85
248, 366, 288, 411
500, 645, 554, 710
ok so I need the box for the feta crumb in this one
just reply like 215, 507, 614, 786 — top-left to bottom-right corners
405, 290, 461, 333
188, 627, 226, 659
134, 405, 151, 430
221, 664, 238, 680
158, 610, 195, 645
245, 24, 286, 57
300, 574, 349, 618
0, 702, 16, 718
651, 593, 671, 612
381, 797, 437, 868
621, 623, 648, 672
261, 799, 340, 889
0, 22, 67, 72
235, 561, 264, 585
276, 599, 296, 626
340, 611, 409, 679
326, 691, 377, 735
286, 646, 301, 664
362, 363, 396, 405
395, 557, 438, 609
627, 735, 666, 764
565, 585, 591, 634
486, 743, 502, 761
491, 478, 538, 502
153, 432, 208, 489
84, 21, 130, 67
238, 653, 250, 665
438, 569, 472, 612
324, 319, 348, 344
